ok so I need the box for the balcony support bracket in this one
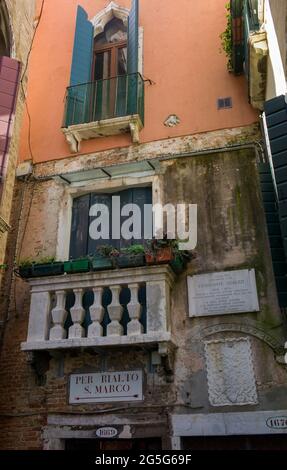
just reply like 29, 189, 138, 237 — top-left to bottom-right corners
62, 114, 143, 153
158, 341, 176, 379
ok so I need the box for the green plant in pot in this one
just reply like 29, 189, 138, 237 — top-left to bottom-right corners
117, 244, 145, 268
64, 257, 90, 274
169, 241, 196, 274
31, 256, 64, 277
90, 245, 116, 271
18, 258, 33, 278
18, 256, 64, 278
145, 237, 175, 265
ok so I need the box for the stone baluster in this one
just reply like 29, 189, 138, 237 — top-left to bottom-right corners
50, 290, 68, 340
69, 289, 86, 338
88, 287, 104, 338
127, 283, 143, 336
107, 286, 123, 336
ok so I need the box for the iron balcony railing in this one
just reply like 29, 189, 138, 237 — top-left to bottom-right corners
63, 72, 144, 128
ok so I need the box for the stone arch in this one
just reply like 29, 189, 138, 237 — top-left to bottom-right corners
199, 322, 285, 355
0, 0, 11, 56
91, 1, 129, 38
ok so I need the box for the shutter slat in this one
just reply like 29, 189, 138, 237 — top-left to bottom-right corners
273, 166, 287, 184
272, 151, 287, 169
267, 121, 287, 140
266, 108, 287, 127
264, 95, 286, 115
270, 135, 287, 155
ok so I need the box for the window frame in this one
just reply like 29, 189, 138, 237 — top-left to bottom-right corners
93, 40, 128, 80
56, 174, 163, 262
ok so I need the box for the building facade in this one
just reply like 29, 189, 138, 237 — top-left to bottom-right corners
0, 0, 36, 291
0, 0, 287, 450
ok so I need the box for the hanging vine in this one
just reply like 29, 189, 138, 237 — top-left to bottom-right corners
220, 3, 233, 71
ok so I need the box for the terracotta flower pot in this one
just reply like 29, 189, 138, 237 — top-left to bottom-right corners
155, 246, 174, 263
145, 252, 156, 265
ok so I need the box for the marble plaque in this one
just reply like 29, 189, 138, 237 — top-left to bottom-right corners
187, 269, 259, 317
204, 337, 258, 407
69, 370, 143, 404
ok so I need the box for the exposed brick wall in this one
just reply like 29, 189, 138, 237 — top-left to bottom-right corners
1, 143, 287, 449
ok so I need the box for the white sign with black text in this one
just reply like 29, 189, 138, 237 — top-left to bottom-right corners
69, 370, 143, 404
187, 269, 259, 317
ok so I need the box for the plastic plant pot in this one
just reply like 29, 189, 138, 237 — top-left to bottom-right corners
91, 255, 114, 271
64, 259, 90, 274
18, 265, 33, 279
31, 262, 64, 277
169, 256, 186, 274
117, 253, 146, 268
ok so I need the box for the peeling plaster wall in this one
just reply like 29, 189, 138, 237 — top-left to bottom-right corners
0, 133, 287, 449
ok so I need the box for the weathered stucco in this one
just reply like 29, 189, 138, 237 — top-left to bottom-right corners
0, 138, 286, 449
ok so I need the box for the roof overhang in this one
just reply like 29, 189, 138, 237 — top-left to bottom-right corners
55, 159, 162, 185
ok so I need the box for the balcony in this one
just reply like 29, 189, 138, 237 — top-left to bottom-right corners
243, 0, 267, 109
62, 73, 144, 152
21, 265, 175, 368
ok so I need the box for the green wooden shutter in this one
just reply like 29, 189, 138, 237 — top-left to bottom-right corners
258, 163, 287, 307
69, 6, 93, 86
127, 0, 139, 115
66, 6, 94, 126
69, 193, 90, 259
70, 187, 152, 257
88, 193, 119, 254
264, 95, 287, 259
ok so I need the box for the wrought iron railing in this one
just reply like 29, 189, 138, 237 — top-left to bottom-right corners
63, 73, 144, 128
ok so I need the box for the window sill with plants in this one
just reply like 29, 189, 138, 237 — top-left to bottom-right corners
16, 239, 194, 280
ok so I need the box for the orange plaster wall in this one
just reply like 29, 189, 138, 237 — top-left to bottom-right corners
19, 0, 258, 164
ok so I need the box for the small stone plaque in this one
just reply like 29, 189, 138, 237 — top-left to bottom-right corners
69, 370, 143, 404
187, 269, 259, 317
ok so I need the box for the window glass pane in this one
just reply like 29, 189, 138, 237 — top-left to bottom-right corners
117, 47, 127, 75
94, 51, 111, 80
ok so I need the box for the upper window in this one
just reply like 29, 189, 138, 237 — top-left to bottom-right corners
93, 18, 127, 81
62, 1, 144, 150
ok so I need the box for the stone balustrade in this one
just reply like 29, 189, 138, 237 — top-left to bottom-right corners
21, 265, 175, 353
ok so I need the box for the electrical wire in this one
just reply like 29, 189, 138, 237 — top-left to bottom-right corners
20, 0, 45, 160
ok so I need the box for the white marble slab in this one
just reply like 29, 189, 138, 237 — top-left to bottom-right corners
187, 269, 259, 317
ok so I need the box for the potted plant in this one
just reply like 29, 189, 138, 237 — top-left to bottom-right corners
90, 245, 115, 271
64, 257, 90, 274
31, 257, 64, 277
18, 259, 33, 278
117, 244, 145, 268
169, 248, 194, 274
145, 238, 175, 265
